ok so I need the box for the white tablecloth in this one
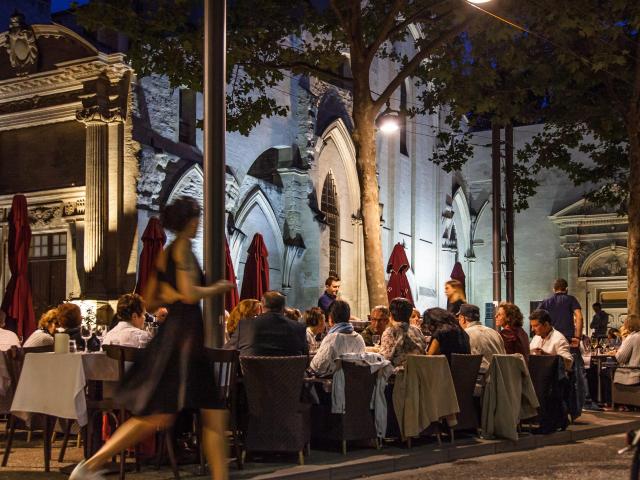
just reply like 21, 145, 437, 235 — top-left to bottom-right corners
11, 352, 119, 426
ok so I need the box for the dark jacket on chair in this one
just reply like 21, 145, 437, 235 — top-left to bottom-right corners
224, 311, 308, 357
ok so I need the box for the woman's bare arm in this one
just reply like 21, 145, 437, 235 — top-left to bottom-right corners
173, 239, 232, 303
427, 338, 440, 355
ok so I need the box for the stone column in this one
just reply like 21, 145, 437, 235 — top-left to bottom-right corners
77, 108, 122, 297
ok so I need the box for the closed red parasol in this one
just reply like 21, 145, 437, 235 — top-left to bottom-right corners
240, 233, 270, 301
386, 243, 414, 305
450, 261, 466, 294
1, 195, 36, 338
224, 239, 239, 311
135, 217, 167, 296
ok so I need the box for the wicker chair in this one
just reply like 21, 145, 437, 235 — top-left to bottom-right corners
1, 346, 57, 471
450, 354, 483, 435
310, 361, 377, 454
240, 355, 309, 464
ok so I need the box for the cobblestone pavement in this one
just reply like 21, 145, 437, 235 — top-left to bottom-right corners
366, 434, 631, 480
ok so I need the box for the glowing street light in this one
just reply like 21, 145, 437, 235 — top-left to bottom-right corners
376, 101, 401, 134
466, 0, 492, 4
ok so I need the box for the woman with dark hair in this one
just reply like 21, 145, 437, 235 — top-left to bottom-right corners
380, 298, 427, 368
71, 196, 232, 480
304, 307, 325, 352
495, 302, 530, 363
57, 303, 85, 350
423, 307, 470, 361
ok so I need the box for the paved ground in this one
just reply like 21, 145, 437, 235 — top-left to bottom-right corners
1, 411, 639, 479
366, 434, 631, 480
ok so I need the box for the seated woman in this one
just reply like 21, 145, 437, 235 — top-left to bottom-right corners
226, 299, 261, 339
423, 307, 470, 362
380, 298, 427, 368
304, 307, 325, 352
57, 303, 86, 350
614, 314, 640, 385
23, 308, 59, 348
495, 302, 530, 363
310, 300, 365, 376
103, 293, 152, 348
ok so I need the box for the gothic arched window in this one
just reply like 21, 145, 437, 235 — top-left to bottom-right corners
321, 172, 340, 276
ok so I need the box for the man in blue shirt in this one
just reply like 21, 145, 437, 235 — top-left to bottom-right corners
318, 275, 340, 315
538, 278, 583, 347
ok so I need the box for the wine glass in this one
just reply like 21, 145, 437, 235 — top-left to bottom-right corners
590, 336, 598, 350
81, 324, 92, 351
95, 325, 106, 350
372, 334, 381, 346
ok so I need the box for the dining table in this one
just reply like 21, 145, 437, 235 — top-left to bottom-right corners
11, 351, 119, 425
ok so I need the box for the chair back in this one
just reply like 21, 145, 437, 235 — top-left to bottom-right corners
2, 347, 25, 396
240, 355, 309, 453
450, 353, 483, 431
204, 348, 239, 408
23, 345, 54, 354
103, 344, 142, 380
527, 354, 559, 404
339, 361, 377, 439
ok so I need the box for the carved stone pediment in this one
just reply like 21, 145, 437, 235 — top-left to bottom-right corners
28, 205, 63, 228
4, 12, 38, 75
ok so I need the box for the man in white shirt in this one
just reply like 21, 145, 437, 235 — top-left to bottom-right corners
457, 303, 506, 373
530, 309, 573, 370
103, 294, 152, 348
310, 300, 365, 376
0, 309, 20, 350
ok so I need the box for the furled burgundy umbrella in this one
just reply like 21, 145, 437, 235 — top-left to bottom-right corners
1, 195, 35, 338
135, 217, 166, 296
224, 239, 239, 311
240, 233, 269, 301
450, 261, 466, 294
386, 243, 414, 305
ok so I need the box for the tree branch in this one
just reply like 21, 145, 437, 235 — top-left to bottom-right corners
253, 59, 352, 85
329, 0, 350, 34
365, 0, 405, 64
373, 15, 474, 111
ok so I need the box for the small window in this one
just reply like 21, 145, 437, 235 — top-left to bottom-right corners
321, 173, 340, 276
179, 89, 197, 145
29, 233, 66, 259
399, 81, 408, 156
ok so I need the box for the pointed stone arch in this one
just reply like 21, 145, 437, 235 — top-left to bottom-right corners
166, 164, 205, 265
321, 170, 341, 276
233, 186, 284, 290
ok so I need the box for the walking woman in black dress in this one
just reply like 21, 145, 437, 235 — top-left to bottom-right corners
71, 197, 233, 480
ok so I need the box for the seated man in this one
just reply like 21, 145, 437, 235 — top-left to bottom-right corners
457, 303, 506, 373
310, 300, 366, 376
0, 309, 20, 350
360, 305, 390, 346
225, 290, 308, 356
103, 293, 152, 348
530, 309, 573, 370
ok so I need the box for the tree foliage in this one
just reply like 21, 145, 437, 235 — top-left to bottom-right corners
421, 0, 639, 213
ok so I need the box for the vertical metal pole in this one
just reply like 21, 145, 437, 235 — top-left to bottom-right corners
491, 122, 502, 304
504, 124, 515, 303
203, 0, 226, 348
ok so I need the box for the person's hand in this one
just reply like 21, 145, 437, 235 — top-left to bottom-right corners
531, 348, 544, 355
208, 279, 235, 295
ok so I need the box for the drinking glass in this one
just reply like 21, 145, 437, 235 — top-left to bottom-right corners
95, 325, 106, 350
81, 325, 92, 351
69, 340, 77, 353
372, 334, 381, 346
590, 336, 598, 350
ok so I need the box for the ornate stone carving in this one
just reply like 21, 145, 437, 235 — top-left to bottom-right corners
76, 105, 125, 124
561, 241, 585, 257
282, 238, 305, 288
28, 205, 63, 228
63, 198, 85, 217
5, 12, 38, 74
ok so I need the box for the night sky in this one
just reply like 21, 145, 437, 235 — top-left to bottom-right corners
51, 0, 89, 13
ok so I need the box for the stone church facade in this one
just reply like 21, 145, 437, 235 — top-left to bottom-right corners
0, 3, 629, 327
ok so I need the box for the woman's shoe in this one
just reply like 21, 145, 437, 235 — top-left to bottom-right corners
69, 460, 107, 480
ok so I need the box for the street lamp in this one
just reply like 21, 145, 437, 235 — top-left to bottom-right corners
376, 100, 401, 134
466, 0, 492, 4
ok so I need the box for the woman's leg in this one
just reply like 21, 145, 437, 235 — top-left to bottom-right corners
83, 413, 176, 471
200, 408, 228, 480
